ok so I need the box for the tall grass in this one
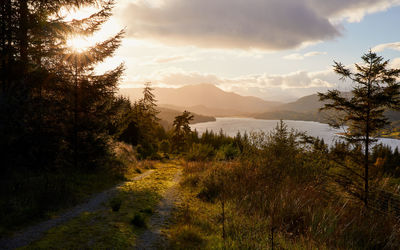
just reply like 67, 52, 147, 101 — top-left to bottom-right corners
172, 123, 400, 249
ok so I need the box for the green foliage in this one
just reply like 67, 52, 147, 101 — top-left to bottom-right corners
159, 139, 171, 154
172, 121, 400, 249
215, 144, 239, 161
118, 82, 166, 160
186, 143, 215, 162
172, 110, 194, 152
136, 143, 158, 160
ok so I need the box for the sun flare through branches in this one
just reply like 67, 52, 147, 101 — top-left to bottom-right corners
67, 36, 92, 53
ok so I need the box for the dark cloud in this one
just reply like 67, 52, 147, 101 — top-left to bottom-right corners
121, 0, 339, 50
119, 0, 399, 50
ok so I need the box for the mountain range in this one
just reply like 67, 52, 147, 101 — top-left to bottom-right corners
119, 83, 400, 123
119, 84, 281, 117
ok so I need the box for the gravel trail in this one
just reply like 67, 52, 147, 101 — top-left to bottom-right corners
135, 170, 182, 250
0, 170, 154, 250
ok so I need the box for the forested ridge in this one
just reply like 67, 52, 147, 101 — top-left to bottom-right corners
2, 1, 400, 249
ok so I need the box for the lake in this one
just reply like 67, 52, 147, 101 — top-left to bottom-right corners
191, 117, 400, 149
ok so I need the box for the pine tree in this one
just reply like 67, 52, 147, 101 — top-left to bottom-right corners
0, 0, 125, 171
172, 110, 194, 152
319, 51, 400, 207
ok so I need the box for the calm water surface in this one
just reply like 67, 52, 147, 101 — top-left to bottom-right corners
191, 117, 400, 149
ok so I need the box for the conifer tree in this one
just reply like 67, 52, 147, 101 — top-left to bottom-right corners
319, 51, 400, 207
0, 0, 125, 171
172, 110, 194, 152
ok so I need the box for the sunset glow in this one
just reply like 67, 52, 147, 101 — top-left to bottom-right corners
67, 36, 92, 53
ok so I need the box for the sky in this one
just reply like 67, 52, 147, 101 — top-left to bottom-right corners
71, 0, 400, 102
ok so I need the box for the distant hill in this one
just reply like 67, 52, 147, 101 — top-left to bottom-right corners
254, 93, 327, 121
275, 94, 322, 113
120, 85, 400, 125
255, 92, 400, 123
157, 107, 215, 130
119, 84, 282, 116
159, 104, 248, 117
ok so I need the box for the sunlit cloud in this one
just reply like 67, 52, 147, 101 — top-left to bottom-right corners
283, 51, 327, 60
120, 67, 342, 101
372, 42, 400, 52
120, 0, 338, 50
118, 0, 400, 50
390, 57, 400, 68
313, 0, 400, 23
304, 51, 328, 57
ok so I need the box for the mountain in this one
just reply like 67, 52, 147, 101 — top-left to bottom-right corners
275, 94, 322, 113
119, 84, 282, 116
254, 93, 327, 121
255, 92, 400, 123
159, 104, 248, 117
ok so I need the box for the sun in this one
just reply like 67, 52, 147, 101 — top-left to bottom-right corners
67, 36, 92, 53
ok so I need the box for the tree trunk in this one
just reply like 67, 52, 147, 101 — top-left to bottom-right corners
364, 71, 372, 208
365, 126, 369, 208
18, 0, 28, 65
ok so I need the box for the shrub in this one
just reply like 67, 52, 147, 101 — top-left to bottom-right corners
131, 213, 147, 228
185, 143, 214, 161
159, 139, 171, 153
109, 197, 122, 212
136, 143, 158, 160
140, 207, 154, 214
215, 143, 239, 161
169, 225, 204, 249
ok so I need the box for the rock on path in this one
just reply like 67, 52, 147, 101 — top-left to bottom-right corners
0, 170, 154, 250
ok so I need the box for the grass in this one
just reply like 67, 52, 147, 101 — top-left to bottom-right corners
164, 162, 332, 250
0, 143, 144, 236
21, 160, 182, 249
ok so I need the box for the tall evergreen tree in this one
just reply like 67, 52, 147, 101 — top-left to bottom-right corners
0, 0, 125, 172
172, 110, 194, 152
319, 51, 400, 207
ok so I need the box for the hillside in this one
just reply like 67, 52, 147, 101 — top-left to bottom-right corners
254, 93, 327, 121
255, 92, 400, 125
119, 84, 281, 116
159, 104, 248, 117
276, 94, 322, 113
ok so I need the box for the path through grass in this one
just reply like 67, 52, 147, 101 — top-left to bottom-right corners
21, 160, 182, 249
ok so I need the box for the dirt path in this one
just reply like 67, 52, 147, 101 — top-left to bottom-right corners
0, 170, 154, 250
135, 170, 182, 250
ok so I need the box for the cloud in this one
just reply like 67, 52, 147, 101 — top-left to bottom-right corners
283, 53, 305, 60
390, 57, 400, 68
372, 42, 400, 52
119, 0, 400, 50
155, 56, 186, 64
304, 51, 328, 57
284, 51, 327, 60
121, 67, 341, 101
308, 0, 400, 23
141, 55, 198, 65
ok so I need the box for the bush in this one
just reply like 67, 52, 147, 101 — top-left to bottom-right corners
131, 213, 147, 228
215, 143, 239, 161
185, 143, 214, 161
109, 197, 122, 212
159, 139, 171, 153
169, 225, 204, 249
136, 143, 158, 160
